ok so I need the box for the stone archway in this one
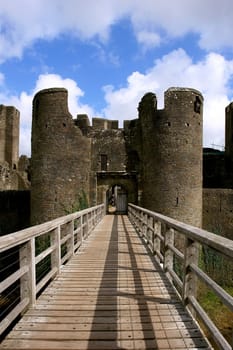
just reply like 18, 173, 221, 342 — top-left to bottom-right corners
96, 171, 138, 214
107, 184, 128, 214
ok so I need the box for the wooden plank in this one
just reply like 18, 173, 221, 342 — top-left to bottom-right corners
0, 215, 211, 350
0, 339, 160, 350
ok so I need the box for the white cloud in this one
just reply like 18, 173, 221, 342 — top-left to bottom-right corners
0, 73, 96, 155
103, 71, 159, 120
33, 74, 93, 116
0, 0, 233, 62
102, 49, 233, 149
137, 31, 161, 50
129, 0, 233, 51
1, 49, 233, 156
0, 0, 129, 62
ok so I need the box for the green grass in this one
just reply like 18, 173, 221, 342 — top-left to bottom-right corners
198, 286, 233, 346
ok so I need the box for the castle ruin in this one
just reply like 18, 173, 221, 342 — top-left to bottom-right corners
1, 85, 233, 241
31, 87, 203, 230
0, 105, 30, 191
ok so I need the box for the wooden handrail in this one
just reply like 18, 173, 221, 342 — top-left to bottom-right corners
128, 203, 233, 350
0, 204, 104, 336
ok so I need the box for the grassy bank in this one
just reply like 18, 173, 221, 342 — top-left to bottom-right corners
198, 285, 233, 346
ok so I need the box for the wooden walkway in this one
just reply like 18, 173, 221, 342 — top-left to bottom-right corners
0, 215, 211, 350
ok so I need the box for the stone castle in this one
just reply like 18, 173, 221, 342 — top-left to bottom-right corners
0, 105, 30, 191
0, 86, 233, 240
31, 87, 203, 228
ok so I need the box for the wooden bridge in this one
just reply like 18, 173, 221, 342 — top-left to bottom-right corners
0, 204, 233, 349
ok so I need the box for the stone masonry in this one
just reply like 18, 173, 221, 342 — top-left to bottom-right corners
31, 87, 203, 230
2, 85, 233, 242
0, 105, 30, 190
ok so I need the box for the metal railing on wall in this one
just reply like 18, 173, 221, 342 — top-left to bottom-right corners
0, 204, 104, 337
128, 203, 233, 350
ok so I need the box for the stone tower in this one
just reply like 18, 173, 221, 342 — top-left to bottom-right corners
225, 102, 233, 163
0, 105, 19, 169
139, 87, 203, 228
30, 86, 203, 229
31, 88, 91, 224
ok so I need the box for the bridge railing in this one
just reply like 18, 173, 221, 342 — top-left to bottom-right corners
128, 203, 233, 350
0, 204, 104, 337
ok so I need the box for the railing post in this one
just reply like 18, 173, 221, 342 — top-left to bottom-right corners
128, 205, 131, 221
90, 211, 93, 231
137, 209, 140, 231
84, 213, 88, 240
97, 206, 99, 222
51, 226, 61, 274
80, 214, 84, 245
98, 206, 102, 222
153, 220, 161, 263
130, 206, 135, 227
164, 226, 174, 282
86, 213, 89, 237
94, 208, 97, 226
145, 213, 149, 242
140, 210, 144, 234
19, 238, 36, 308
182, 238, 199, 309
67, 221, 74, 256
92, 210, 94, 230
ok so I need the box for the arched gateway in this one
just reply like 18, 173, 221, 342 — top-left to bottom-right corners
96, 171, 138, 214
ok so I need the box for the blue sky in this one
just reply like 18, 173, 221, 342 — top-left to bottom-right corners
1, 0, 233, 155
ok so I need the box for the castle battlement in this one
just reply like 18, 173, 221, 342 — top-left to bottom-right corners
30, 86, 203, 229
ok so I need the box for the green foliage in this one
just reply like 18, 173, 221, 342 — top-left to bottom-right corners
198, 225, 233, 346
201, 246, 233, 286
173, 256, 183, 281
200, 224, 233, 287
77, 190, 88, 211
198, 286, 233, 345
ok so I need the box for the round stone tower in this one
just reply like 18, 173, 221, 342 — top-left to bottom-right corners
140, 87, 203, 228
31, 88, 91, 224
225, 102, 233, 163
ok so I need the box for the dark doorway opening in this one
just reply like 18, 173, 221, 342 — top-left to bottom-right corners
100, 154, 108, 171
106, 185, 128, 214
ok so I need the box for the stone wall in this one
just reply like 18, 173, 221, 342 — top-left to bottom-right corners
31, 88, 91, 224
76, 113, 137, 208
126, 88, 203, 228
0, 159, 30, 191
2, 84, 233, 248
0, 105, 30, 191
0, 162, 18, 190
203, 189, 233, 240
88, 125, 127, 206
30, 86, 203, 229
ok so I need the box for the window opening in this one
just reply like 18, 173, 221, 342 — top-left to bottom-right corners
100, 154, 108, 171
194, 96, 201, 114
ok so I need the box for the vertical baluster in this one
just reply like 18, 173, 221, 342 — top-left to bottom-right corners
182, 237, 199, 311
67, 221, 74, 256
153, 220, 161, 264
144, 213, 148, 242
140, 210, 143, 234
80, 214, 84, 245
51, 226, 61, 274
20, 238, 36, 308
164, 226, 174, 283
